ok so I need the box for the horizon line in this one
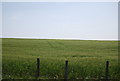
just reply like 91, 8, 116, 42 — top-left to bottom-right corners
1, 37, 119, 41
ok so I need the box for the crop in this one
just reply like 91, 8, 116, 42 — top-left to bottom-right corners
2, 38, 119, 79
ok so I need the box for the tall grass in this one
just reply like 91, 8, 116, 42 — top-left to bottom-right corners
2, 38, 119, 79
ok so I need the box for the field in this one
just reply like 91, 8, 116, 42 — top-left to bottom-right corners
2, 38, 120, 79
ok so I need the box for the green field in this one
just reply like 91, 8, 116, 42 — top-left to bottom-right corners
2, 38, 119, 79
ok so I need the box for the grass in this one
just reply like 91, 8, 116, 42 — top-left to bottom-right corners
2, 38, 120, 79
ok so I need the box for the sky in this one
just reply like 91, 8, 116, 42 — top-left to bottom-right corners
2, 2, 118, 40
0, 3, 2, 38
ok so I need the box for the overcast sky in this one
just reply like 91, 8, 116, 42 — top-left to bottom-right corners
2, 2, 118, 40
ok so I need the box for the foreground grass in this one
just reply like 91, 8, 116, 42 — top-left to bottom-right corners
2, 38, 119, 79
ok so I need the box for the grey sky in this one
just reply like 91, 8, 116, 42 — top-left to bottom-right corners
2, 2, 118, 40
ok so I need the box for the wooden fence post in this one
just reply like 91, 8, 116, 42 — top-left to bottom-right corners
105, 61, 109, 80
64, 60, 68, 81
36, 58, 40, 78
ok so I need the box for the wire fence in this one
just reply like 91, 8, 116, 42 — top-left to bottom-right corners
36, 58, 111, 81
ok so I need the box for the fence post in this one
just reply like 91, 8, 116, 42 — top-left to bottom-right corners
64, 60, 68, 81
36, 58, 40, 78
105, 61, 109, 80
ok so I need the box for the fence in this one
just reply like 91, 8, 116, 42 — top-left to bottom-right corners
36, 58, 110, 81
